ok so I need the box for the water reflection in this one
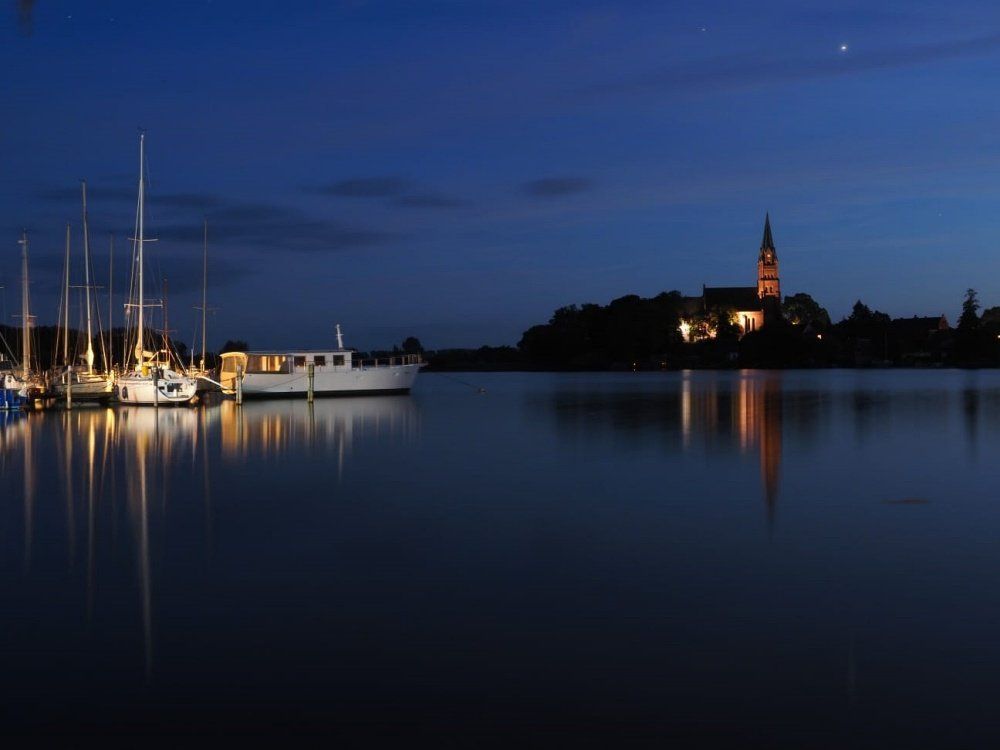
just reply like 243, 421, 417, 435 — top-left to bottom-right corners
543, 370, 1000, 522
219, 396, 420, 475
4, 375, 1000, 740
0, 395, 419, 684
547, 372, 785, 518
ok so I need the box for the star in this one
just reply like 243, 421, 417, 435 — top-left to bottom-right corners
839, 43, 849, 53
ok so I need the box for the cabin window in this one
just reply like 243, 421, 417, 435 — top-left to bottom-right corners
294, 356, 306, 368
314, 356, 326, 367
333, 355, 345, 366
247, 355, 291, 374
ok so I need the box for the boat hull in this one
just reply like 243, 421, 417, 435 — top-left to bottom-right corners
1, 389, 27, 410
1, 374, 30, 410
51, 378, 115, 402
116, 371, 199, 405
236, 364, 419, 398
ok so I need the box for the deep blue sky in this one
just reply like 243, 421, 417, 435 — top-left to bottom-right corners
5, 1, 1000, 350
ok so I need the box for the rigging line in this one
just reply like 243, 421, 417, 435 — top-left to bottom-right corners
426, 370, 487, 393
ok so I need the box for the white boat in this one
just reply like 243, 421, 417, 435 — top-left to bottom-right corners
219, 326, 421, 398
115, 133, 199, 406
7, 231, 45, 404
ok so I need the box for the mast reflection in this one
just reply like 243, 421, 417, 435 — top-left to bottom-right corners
0, 395, 419, 683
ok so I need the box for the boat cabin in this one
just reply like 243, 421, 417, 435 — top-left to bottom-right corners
219, 349, 421, 393
220, 350, 354, 391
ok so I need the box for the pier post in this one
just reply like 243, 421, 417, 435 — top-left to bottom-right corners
307, 363, 315, 403
236, 365, 243, 405
66, 373, 73, 411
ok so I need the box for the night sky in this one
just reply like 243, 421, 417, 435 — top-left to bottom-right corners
5, 1, 1000, 350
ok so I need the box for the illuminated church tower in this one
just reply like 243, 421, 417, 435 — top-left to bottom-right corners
757, 213, 782, 322
757, 213, 780, 300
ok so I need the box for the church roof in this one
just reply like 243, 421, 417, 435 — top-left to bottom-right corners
703, 286, 763, 311
890, 315, 950, 336
760, 212, 775, 251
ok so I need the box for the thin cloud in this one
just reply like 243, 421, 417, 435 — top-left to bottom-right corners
156, 193, 224, 210
392, 193, 469, 209
17, 0, 36, 35
312, 177, 410, 198
37, 184, 222, 212
156, 201, 396, 252
36, 185, 135, 203
582, 32, 1000, 96
522, 177, 593, 197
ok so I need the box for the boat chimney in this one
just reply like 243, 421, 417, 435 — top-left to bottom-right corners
335, 324, 344, 350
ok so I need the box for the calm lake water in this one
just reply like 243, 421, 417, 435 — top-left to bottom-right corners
3, 369, 1000, 744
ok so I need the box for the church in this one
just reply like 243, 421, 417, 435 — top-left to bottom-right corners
681, 214, 782, 340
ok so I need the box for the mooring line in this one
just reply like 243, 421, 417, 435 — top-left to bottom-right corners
427, 371, 487, 393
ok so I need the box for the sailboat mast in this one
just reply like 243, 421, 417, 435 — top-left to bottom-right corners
19, 231, 30, 380
81, 180, 94, 374
136, 133, 145, 372
162, 277, 169, 365
108, 233, 114, 372
62, 223, 71, 367
201, 219, 208, 369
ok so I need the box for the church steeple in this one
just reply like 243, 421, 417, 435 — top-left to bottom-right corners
757, 213, 780, 302
760, 212, 775, 255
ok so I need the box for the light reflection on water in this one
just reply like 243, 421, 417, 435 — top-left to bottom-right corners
0, 397, 419, 697
3, 373, 1000, 741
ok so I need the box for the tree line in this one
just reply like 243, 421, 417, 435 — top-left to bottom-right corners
423, 289, 1000, 370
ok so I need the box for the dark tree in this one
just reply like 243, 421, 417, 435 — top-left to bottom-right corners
517, 291, 688, 369
782, 292, 831, 329
958, 288, 980, 331
401, 336, 423, 354
220, 339, 248, 353
955, 288, 986, 365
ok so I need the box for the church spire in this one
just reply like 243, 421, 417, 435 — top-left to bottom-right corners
760, 212, 775, 252
757, 212, 780, 304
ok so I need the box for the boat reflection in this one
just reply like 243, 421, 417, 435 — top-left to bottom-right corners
0, 395, 419, 683
218, 396, 420, 473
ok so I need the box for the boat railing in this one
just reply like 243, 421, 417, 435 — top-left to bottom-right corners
352, 354, 422, 369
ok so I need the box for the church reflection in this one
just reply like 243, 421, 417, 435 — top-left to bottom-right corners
0, 395, 419, 683
549, 372, 784, 519
680, 373, 782, 519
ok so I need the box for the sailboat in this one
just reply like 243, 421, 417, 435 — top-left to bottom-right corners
2, 231, 41, 409
115, 133, 199, 406
50, 182, 115, 402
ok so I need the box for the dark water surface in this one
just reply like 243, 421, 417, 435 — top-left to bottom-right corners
3, 370, 1000, 744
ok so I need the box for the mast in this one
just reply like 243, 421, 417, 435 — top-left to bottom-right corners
201, 219, 207, 370
62, 223, 71, 367
108, 233, 114, 372
162, 277, 169, 366
18, 231, 30, 380
81, 181, 94, 374
135, 132, 145, 372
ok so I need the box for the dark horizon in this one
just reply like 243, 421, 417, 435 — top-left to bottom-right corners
4, 1, 1000, 351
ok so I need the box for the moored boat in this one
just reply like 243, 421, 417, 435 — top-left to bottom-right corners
49, 185, 115, 403
1, 367, 30, 410
116, 132, 199, 406
219, 326, 421, 398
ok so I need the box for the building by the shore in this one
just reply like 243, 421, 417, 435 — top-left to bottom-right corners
681, 214, 783, 340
